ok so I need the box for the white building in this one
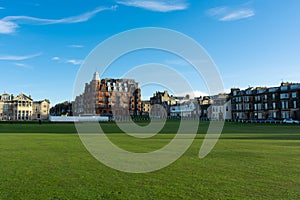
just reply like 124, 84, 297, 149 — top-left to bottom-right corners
170, 101, 197, 118
208, 94, 232, 120
0, 93, 50, 121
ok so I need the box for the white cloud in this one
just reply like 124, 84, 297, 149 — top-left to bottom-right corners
117, 0, 188, 12
220, 9, 254, 21
66, 59, 83, 65
207, 6, 255, 21
52, 56, 83, 65
0, 7, 4, 10
14, 63, 33, 69
51, 56, 60, 61
0, 53, 41, 61
0, 20, 18, 34
0, 6, 117, 34
176, 90, 209, 98
68, 44, 84, 48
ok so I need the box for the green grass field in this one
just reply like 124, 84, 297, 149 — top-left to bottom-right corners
0, 122, 300, 199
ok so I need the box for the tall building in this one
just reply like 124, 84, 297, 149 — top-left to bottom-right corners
73, 72, 142, 117
231, 82, 300, 120
0, 93, 50, 121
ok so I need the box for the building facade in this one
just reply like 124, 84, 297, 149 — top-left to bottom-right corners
32, 99, 51, 120
208, 94, 232, 120
141, 100, 150, 116
149, 91, 214, 119
231, 82, 300, 120
73, 72, 142, 117
149, 91, 192, 118
0, 93, 50, 121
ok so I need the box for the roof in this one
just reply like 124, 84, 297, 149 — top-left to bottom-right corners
13, 93, 33, 101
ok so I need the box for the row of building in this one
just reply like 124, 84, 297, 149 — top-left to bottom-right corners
2, 72, 300, 121
0, 93, 50, 121
65, 72, 299, 121
231, 82, 300, 120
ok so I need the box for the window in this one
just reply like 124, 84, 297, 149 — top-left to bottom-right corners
3, 104, 9, 110
292, 92, 297, 98
245, 104, 250, 110
281, 101, 289, 109
265, 103, 268, 110
255, 96, 261, 101
281, 111, 290, 119
294, 101, 297, 109
269, 87, 278, 92
244, 96, 249, 102
280, 93, 289, 99
272, 94, 276, 99
281, 86, 288, 91
291, 84, 300, 90
257, 104, 262, 110
239, 104, 243, 110
273, 102, 276, 109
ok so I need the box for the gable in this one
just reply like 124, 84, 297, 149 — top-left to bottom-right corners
13, 94, 33, 102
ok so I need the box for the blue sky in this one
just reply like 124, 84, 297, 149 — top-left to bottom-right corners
0, 0, 300, 105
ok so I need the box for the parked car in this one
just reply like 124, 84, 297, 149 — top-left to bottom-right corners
283, 119, 300, 124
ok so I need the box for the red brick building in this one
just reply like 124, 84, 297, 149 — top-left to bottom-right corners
74, 72, 142, 117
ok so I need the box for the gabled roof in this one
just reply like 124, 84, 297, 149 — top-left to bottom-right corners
13, 93, 33, 101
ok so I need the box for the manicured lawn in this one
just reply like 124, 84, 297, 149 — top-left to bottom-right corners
0, 122, 300, 199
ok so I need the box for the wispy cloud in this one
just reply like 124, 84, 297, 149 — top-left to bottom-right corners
14, 63, 33, 70
207, 6, 255, 21
117, 0, 188, 12
66, 59, 83, 65
68, 44, 84, 48
0, 53, 41, 61
0, 6, 117, 34
52, 56, 83, 65
0, 7, 4, 10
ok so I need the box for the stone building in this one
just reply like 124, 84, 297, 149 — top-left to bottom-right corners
231, 82, 300, 120
32, 99, 51, 120
0, 93, 50, 121
73, 72, 142, 117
